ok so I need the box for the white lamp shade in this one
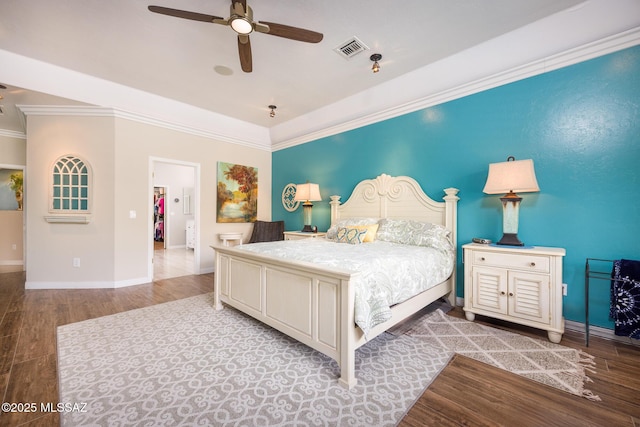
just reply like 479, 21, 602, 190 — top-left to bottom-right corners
294, 183, 322, 202
483, 159, 540, 194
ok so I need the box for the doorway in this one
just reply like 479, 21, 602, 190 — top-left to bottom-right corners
153, 186, 166, 250
150, 159, 199, 280
0, 165, 25, 273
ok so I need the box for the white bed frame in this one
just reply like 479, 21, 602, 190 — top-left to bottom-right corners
213, 174, 459, 388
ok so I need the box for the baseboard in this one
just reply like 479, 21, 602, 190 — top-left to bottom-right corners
454, 296, 639, 347
565, 319, 640, 347
0, 260, 23, 266
26, 276, 152, 289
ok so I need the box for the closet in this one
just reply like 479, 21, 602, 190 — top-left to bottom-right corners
153, 187, 165, 247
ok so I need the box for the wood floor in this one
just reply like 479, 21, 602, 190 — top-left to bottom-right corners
1, 272, 638, 426
399, 308, 640, 427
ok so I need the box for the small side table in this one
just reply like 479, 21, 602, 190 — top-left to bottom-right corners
284, 231, 327, 241
219, 232, 243, 247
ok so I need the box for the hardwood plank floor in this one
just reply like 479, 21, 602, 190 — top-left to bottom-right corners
0, 271, 213, 426
399, 308, 640, 427
1, 271, 638, 426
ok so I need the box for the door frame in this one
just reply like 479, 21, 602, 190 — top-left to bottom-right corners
0, 163, 26, 272
148, 157, 200, 280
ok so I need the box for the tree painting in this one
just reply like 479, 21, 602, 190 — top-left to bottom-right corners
216, 162, 258, 223
0, 169, 23, 210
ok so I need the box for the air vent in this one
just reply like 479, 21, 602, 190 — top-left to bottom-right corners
334, 36, 369, 60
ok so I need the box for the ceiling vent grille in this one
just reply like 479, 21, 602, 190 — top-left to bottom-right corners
334, 36, 369, 60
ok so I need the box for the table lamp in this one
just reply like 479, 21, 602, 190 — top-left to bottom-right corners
294, 182, 322, 232
483, 156, 539, 246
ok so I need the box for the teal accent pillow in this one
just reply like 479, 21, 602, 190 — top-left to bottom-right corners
336, 227, 368, 244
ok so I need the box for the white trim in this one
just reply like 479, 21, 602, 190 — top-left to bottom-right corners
43, 215, 92, 224
17, 105, 272, 151
271, 27, 640, 151
0, 129, 26, 139
565, 319, 640, 346
25, 276, 152, 289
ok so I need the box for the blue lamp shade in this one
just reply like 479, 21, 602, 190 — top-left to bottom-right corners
483, 157, 539, 246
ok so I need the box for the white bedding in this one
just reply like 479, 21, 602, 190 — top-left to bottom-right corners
237, 238, 454, 336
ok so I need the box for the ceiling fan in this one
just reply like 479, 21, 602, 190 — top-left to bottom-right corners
148, 0, 323, 73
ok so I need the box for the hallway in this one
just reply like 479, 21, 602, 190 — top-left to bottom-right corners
153, 245, 195, 280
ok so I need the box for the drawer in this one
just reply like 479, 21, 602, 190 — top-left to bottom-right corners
470, 250, 550, 273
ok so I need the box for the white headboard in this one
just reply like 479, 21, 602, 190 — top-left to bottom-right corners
329, 174, 459, 244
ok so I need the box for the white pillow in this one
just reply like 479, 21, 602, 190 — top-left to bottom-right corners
377, 218, 454, 256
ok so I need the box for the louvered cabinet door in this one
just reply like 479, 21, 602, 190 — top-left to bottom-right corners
470, 266, 508, 315
508, 271, 550, 325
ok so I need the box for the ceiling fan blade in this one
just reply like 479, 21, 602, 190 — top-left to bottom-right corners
237, 35, 252, 73
148, 6, 223, 23
258, 21, 323, 43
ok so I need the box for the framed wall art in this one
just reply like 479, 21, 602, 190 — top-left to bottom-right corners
216, 162, 258, 223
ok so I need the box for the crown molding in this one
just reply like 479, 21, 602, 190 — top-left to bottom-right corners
0, 129, 26, 139
271, 27, 640, 151
16, 105, 272, 151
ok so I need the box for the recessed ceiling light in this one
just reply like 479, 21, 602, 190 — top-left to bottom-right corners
214, 65, 234, 76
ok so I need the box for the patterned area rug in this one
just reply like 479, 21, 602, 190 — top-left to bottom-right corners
57, 294, 451, 426
402, 308, 600, 401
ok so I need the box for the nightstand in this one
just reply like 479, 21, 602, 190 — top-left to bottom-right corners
283, 231, 327, 241
462, 243, 566, 343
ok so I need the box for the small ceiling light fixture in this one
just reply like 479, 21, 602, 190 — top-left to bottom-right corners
370, 53, 382, 73
269, 105, 277, 118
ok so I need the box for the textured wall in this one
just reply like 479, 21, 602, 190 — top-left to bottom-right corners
272, 45, 640, 328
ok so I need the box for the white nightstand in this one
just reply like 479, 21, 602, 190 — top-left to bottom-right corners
462, 243, 566, 343
283, 231, 327, 241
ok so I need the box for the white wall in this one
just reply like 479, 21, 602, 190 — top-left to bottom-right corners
23, 113, 271, 288
26, 115, 116, 287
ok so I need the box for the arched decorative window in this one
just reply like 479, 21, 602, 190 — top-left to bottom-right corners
45, 155, 92, 223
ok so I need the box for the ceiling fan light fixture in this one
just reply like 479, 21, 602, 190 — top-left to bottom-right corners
269, 105, 277, 118
370, 53, 382, 73
230, 16, 253, 34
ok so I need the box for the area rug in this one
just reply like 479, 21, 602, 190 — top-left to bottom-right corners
57, 293, 451, 426
402, 308, 600, 401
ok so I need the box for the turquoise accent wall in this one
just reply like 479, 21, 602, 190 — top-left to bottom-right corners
273, 45, 640, 330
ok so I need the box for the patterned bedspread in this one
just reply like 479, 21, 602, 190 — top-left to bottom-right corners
237, 238, 454, 336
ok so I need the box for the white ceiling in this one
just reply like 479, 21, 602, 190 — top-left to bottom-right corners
1, 0, 639, 149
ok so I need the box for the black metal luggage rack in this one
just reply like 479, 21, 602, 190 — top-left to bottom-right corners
584, 258, 614, 347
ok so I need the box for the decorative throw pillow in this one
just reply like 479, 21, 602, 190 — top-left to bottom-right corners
351, 224, 379, 242
336, 227, 368, 244
326, 218, 379, 240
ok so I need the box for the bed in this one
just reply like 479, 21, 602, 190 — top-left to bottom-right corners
213, 174, 459, 388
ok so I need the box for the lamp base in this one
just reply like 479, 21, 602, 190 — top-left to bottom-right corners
497, 233, 524, 246
300, 225, 316, 233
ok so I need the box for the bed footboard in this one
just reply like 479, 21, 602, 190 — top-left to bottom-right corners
212, 244, 454, 389
214, 245, 360, 388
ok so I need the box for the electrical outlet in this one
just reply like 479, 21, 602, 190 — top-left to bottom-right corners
11, 244, 17, 250
73, 258, 81, 268
562, 283, 568, 296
